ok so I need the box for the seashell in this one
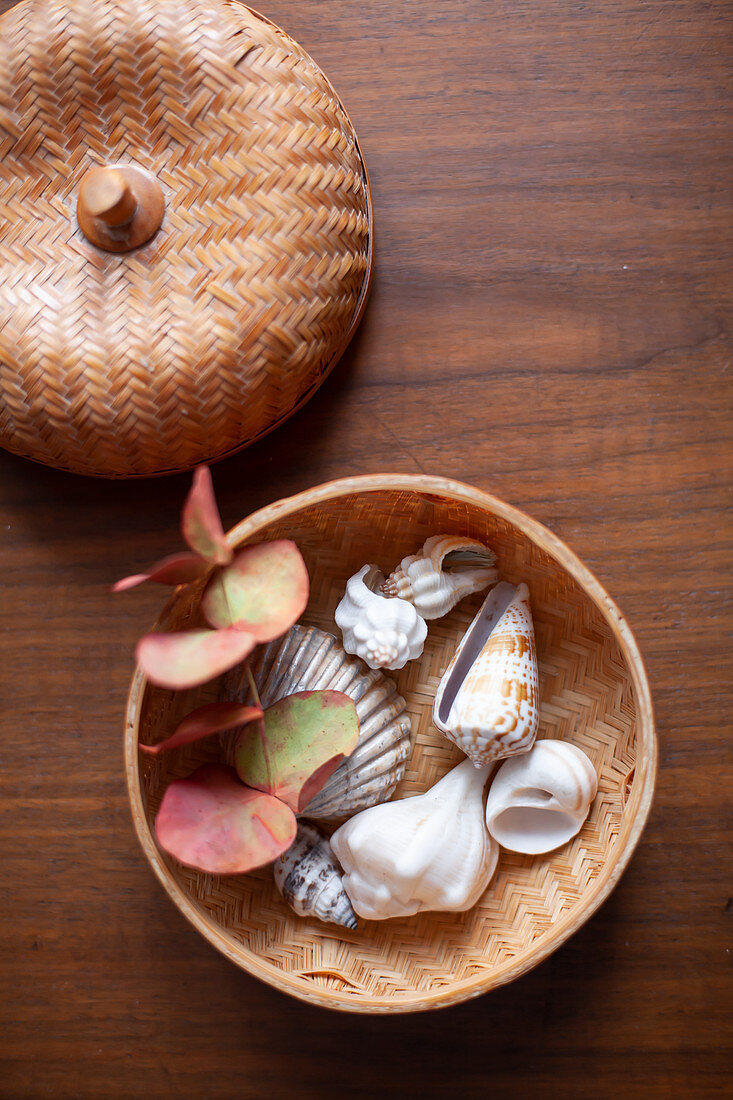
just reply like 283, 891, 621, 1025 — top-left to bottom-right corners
380, 535, 498, 619
433, 581, 539, 767
273, 822, 357, 929
485, 739, 598, 854
334, 564, 427, 670
222, 625, 414, 820
330, 759, 498, 920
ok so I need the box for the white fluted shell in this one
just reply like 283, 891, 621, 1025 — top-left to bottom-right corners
331, 759, 498, 920
433, 581, 540, 767
222, 625, 413, 820
381, 534, 498, 619
335, 564, 427, 670
486, 740, 598, 854
273, 823, 357, 929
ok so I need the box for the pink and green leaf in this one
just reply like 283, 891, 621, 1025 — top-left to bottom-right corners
181, 467, 232, 566
234, 690, 359, 813
139, 701, 263, 754
155, 764, 296, 874
137, 628, 256, 690
113, 552, 211, 593
201, 540, 309, 639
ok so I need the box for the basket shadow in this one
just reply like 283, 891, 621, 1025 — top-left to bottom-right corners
162, 882, 628, 1096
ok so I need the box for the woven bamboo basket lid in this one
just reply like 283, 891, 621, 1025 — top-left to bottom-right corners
0, 0, 372, 478
125, 475, 657, 1012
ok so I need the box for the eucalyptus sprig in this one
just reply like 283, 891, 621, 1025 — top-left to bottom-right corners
115, 466, 309, 689
116, 468, 359, 873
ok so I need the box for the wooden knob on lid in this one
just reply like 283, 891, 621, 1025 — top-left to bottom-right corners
77, 164, 165, 252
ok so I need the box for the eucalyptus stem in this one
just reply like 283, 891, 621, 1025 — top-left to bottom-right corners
246, 661, 269, 761
246, 662, 262, 710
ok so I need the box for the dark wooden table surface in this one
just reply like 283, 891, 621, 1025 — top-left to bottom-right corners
1, 1, 731, 1096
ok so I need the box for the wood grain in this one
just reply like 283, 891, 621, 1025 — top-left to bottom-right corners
0, 0, 730, 1095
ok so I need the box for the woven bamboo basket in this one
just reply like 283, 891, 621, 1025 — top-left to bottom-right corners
0, 0, 372, 478
125, 474, 656, 1013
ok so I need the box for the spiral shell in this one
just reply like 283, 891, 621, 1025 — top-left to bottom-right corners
273, 823, 357, 928
335, 564, 427, 670
331, 759, 498, 921
380, 535, 498, 619
433, 581, 539, 767
485, 740, 598, 854
222, 625, 414, 820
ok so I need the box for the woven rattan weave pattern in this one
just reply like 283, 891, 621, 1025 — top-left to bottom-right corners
126, 477, 655, 1012
0, 0, 371, 477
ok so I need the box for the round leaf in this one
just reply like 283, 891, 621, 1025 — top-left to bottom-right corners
201, 540, 309, 639
137, 628, 256, 689
234, 690, 359, 813
155, 764, 296, 874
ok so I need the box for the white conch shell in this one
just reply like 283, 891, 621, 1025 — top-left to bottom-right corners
222, 625, 413, 819
485, 740, 598, 854
330, 759, 498, 920
335, 564, 427, 670
380, 535, 498, 619
273, 823, 357, 929
433, 581, 539, 767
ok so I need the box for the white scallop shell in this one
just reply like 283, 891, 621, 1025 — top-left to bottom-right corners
331, 759, 498, 920
335, 564, 427, 670
485, 740, 598, 854
222, 625, 413, 820
433, 581, 540, 767
380, 535, 498, 619
273, 823, 357, 929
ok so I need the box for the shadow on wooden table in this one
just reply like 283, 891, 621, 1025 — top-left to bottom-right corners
132, 859, 638, 1099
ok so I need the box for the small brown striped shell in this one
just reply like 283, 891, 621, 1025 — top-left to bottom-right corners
380, 535, 497, 618
273, 823, 357, 929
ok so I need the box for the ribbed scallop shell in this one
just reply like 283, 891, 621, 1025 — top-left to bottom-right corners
433, 581, 539, 766
380, 535, 498, 619
485, 740, 598, 854
222, 625, 413, 820
273, 823, 357, 929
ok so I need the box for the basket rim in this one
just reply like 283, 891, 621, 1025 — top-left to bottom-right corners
124, 473, 657, 1012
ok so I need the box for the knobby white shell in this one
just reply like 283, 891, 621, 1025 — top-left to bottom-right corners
222, 625, 413, 820
330, 759, 498, 920
485, 740, 598, 854
433, 581, 539, 767
335, 564, 427, 670
273, 823, 357, 929
381, 534, 498, 619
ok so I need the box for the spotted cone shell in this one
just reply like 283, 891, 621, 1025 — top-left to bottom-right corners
433, 582, 539, 766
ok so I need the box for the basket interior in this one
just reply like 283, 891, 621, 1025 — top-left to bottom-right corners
133, 488, 642, 1011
